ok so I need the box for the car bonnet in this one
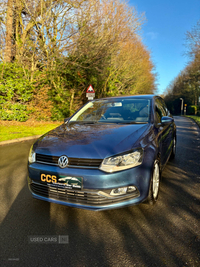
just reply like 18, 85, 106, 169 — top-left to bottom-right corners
33, 123, 149, 159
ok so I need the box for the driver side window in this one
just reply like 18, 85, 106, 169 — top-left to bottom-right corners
155, 106, 162, 124
155, 98, 166, 124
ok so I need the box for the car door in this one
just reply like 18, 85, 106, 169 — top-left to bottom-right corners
155, 98, 173, 167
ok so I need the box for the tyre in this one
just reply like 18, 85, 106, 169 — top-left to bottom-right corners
147, 160, 160, 205
170, 136, 176, 160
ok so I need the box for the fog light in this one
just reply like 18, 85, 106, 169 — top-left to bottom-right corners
127, 186, 137, 193
110, 187, 127, 196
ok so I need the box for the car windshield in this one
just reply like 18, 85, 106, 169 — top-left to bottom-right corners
69, 99, 151, 124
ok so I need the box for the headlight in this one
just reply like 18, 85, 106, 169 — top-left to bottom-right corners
99, 149, 143, 173
28, 145, 36, 163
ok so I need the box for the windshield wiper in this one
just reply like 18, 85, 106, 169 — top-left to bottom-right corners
116, 121, 148, 124
78, 121, 99, 124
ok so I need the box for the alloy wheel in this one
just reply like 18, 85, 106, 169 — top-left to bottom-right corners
152, 162, 160, 199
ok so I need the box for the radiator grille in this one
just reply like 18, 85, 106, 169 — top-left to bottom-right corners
36, 153, 102, 168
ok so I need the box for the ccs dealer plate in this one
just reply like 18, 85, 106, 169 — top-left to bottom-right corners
40, 173, 83, 190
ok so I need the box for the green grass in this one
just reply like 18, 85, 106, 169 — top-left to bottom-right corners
186, 115, 200, 127
0, 121, 62, 142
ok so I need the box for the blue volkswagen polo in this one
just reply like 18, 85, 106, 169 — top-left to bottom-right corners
28, 95, 176, 210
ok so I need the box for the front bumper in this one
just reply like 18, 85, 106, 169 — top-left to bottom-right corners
28, 161, 152, 211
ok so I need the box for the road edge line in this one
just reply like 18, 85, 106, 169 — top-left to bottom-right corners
0, 135, 42, 146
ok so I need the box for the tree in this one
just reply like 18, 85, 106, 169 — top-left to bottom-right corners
0, 0, 157, 121
185, 20, 200, 60
105, 38, 156, 96
164, 20, 200, 113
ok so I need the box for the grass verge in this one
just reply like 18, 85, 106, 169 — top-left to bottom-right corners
0, 120, 62, 142
185, 115, 200, 127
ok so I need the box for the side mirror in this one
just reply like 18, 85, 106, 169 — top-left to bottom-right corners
64, 118, 69, 123
161, 116, 174, 126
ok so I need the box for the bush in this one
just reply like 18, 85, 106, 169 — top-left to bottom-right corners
0, 103, 30, 121
0, 63, 33, 121
188, 105, 198, 115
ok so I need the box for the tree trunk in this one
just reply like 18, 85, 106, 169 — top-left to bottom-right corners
70, 89, 75, 115
5, 0, 14, 63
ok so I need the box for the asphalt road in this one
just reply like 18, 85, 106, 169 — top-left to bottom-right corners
0, 116, 199, 267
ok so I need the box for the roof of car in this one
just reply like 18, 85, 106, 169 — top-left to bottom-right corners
95, 95, 159, 101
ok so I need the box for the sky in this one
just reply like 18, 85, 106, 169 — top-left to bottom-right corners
129, 0, 200, 95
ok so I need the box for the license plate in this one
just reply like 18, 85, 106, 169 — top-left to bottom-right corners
40, 173, 82, 190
